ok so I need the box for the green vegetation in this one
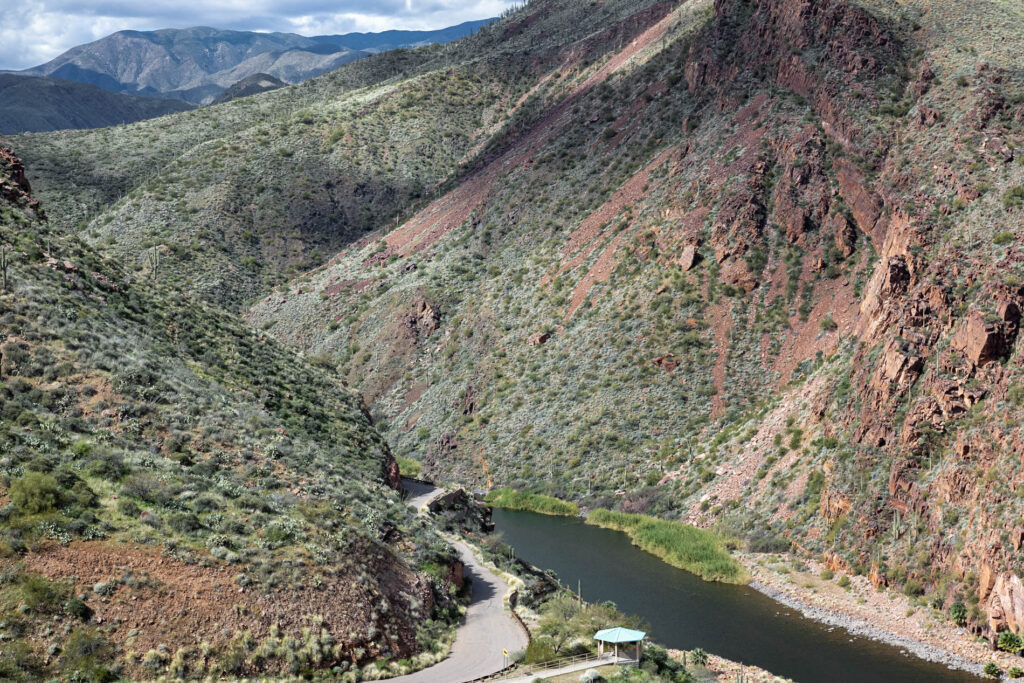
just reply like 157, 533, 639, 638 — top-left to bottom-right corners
998, 630, 1023, 654
485, 488, 579, 516
586, 510, 749, 584
396, 454, 424, 478
0, 143, 461, 678
985, 661, 1002, 678
950, 601, 968, 627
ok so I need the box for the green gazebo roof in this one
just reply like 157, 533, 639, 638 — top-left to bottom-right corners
594, 627, 646, 643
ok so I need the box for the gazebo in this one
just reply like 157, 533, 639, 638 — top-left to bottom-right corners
594, 626, 646, 663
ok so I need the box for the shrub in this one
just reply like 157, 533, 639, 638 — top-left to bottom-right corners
902, 579, 924, 597
690, 648, 708, 666
837, 575, 851, 589
819, 315, 838, 331
950, 601, 968, 626
999, 630, 1024, 654
984, 662, 1001, 678
116, 498, 140, 518
994, 231, 1015, 245
1004, 186, 1024, 211
1008, 666, 1023, 679
10, 472, 60, 514
65, 598, 94, 622
819, 569, 835, 580
62, 627, 112, 674
525, 640, 557, 664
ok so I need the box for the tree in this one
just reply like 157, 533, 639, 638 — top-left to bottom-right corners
950, 602, 968, 627
10, 471, 59, 514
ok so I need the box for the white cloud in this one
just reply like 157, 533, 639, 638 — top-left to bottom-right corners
0, 0, 516, 70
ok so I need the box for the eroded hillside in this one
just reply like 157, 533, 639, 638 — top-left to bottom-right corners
0, 148, 460, 680
10, 0, 1024, 654
247, 0, 1024, 642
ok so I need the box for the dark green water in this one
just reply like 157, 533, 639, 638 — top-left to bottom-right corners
492, 508, 983, 683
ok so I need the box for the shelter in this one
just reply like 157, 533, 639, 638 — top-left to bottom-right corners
594, 626, 645, 662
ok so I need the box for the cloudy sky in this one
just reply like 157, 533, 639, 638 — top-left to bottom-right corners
0, 1, 517, 70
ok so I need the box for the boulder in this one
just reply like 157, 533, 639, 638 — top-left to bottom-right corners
528, 332, 551, 346
679, 244, 699, 271
915, 106, 941, 128
988, 573, 1024, 635
651, 353, 679, 372
950, 310, 1011, 365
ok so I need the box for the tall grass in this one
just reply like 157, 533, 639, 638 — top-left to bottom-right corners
586, 509, 749, 584
485, 488, 579, 516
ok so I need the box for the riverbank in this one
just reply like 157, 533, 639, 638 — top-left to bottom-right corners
586, 509, 749, 584
666, 650, 792, 682
740, 552, 1019, 678
485, 488, 580, 516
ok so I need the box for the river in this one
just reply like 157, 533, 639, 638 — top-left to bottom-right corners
491, 508, 983, 682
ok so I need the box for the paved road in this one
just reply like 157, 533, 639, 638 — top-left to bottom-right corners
403, 479, 446, 512
394, 480, 528, 683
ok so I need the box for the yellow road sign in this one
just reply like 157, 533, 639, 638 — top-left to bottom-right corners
503, 648, 509, 657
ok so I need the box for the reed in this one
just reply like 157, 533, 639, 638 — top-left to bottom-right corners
586, 509, 749, 584
484, 488, 579, 516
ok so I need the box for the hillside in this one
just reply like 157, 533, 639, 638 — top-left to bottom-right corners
13, 4, 664, 310
0, 147, 460, 680
12, 0, 1024, 658
212, 73, 287, 104
16, 21, 492, 104
244, 0, 1022, 643
0, 74, 192, 134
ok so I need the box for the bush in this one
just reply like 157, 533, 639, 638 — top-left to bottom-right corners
984, 662, 1001, 678
999, 630, 1024, 654
525, 640, 557, 664
819, 569, 835, 580
1004, 186, 1024, 211
10, 472, 60, 514
65, 598, 94, 622
994, 231, 1015, 245
902, 579, 924, 597
1008, 665, 1023, 679
837, 575, 851, 589
690, 648, 708, 666
819, 315, 838, 331
950, 601, 968, 626
62, 627, 113, 680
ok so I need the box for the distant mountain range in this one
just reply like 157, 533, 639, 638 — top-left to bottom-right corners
13, 21, 492, 105
0, 73, 193, 134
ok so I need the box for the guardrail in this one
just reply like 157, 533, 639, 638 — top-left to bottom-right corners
517, 652, 617, 675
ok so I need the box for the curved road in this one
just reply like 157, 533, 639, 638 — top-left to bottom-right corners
395, 480, 528, 683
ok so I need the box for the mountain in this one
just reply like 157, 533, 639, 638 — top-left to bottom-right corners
0, 147, 461, 680
16, 21, 492, 104
212, 73, 287, 104
0, 73, 192, 134
11, 0, 1024, 664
